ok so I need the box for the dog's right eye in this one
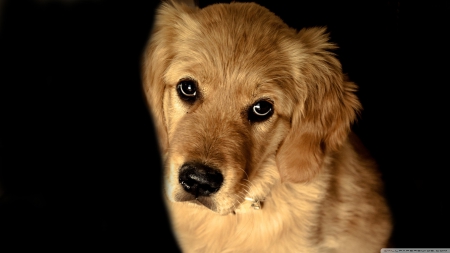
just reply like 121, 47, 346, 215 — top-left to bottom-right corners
177, 80, 198, 102
248, 100, 274, 122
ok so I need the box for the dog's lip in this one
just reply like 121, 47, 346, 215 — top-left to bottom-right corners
178, 196, 235, 215
172, 190, 250, 215
186, 198, 202, 206
176, 194, 216, 209
189, 197, 216, 210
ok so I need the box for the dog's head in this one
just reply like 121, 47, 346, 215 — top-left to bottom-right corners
142, 0, 361, 215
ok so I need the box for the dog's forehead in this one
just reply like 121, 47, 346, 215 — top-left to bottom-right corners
190, 3, 292, 66
198, 2, 288, 35
165, 3, 297, 98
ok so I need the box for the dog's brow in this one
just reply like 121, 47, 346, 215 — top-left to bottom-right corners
253, 76, 291, 98
256, 76, 291, 88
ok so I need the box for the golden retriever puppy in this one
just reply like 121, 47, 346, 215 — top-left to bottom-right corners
142, 0, 392, 252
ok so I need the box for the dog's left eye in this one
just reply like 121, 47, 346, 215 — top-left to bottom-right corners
177, 80, 198, 102
248, 100, 274, 122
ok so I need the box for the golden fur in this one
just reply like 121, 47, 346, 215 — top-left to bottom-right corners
142, 1, 392, 252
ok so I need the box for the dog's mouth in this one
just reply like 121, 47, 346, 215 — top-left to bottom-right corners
180, 195, 265, 215
177, 193, 218, 211
172, 186, 243, 215
172, 187, 266, 215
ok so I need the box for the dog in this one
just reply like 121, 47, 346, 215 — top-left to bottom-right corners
142, 0, 392, 252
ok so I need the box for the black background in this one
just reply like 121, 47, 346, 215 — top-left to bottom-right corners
0, 0, 448, 252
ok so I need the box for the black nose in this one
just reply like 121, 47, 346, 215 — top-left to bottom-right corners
178, 163, 223, 197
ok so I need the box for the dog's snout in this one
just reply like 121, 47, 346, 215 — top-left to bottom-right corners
179, 163, 223, 197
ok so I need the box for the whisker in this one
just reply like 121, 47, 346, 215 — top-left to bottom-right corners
239, 185, 251, 196
236, 192, 247, 199
236, 167, 250, 180
238, 182, 250, 189
243, 178, 258, 193
238, 183, 253, 197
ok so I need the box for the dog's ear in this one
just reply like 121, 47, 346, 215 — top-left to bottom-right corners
276, 27, 361, 183
142, 0, 198, 155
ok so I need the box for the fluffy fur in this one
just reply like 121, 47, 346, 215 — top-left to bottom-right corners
142, 1, 392, 252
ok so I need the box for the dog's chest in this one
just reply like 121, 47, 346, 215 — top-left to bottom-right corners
170, 200, 326, 253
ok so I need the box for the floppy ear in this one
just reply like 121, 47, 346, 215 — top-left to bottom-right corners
141, 0, 197, 155
276, 27, 361, 183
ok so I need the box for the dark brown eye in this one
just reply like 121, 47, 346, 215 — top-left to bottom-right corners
177, 80, 198, 102
248, 100, 273, 122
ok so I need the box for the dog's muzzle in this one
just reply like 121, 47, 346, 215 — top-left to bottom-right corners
178, 163, 223, 198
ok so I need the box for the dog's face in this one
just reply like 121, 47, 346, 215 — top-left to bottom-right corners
143, 1, 361, 215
